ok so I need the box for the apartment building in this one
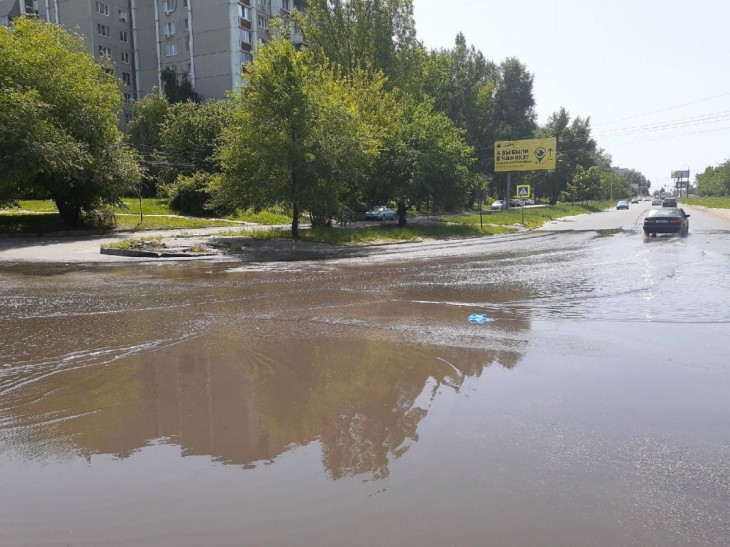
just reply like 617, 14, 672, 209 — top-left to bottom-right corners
1, 0, 306, 121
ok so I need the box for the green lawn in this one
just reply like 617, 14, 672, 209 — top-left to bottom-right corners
681, 197, 730, 209
442, 202, 612, 229
233, 221, 517, 246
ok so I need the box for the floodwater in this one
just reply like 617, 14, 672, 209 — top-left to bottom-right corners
1, 228, 729, 546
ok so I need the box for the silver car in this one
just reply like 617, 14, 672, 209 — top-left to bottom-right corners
365, 206, 396, 221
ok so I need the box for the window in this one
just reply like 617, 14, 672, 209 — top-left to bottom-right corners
257, 15, 267, 29
120, 30, 128, 43
97, 24, 110, 37
163, 22, 176, 37
124, 113, 132, 123
162, 0, 177, 14
281, 0, 290, 10
242, 52, 253, 65
120, 51, 130, 64
165, 44, 178, 57
241, 29, 251, 44
122, 72, 131, 86
118, 9, 128, 23
184, 18, 189, 31
239, 5, 251, 20
185, 41, 190, 54
1, 16, 10, 27
96, 2, 109, 16
98, 45, 112, 59
123, 92, 132, 103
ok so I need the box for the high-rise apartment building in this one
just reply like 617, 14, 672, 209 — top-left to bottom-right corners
1, 0, 306, 122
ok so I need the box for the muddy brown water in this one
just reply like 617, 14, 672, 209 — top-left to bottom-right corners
1, 228, 729, 546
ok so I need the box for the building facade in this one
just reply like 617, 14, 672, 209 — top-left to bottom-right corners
1, 0, 306, 122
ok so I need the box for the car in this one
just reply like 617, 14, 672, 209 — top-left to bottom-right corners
643, 207, 690, 237
491, 200, 506, 211
651, 197, 663, 205
365, 206, 396, 221
523, 198, 535, 205
662, 197, 678, 207
508, 198, 524, 207
631, 197, 639, 204
616, 200, 629, 210
643, 196, 652, 201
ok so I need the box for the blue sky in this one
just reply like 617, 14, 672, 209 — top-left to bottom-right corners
413, 0, 730, 192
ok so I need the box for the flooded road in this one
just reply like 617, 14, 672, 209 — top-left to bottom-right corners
1, 210, 729, 546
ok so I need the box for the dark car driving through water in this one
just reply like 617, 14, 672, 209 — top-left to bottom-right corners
643, 207, 690, 237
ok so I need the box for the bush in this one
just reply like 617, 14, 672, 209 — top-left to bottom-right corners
168, 172, 216, 216
80, 207, 117, 229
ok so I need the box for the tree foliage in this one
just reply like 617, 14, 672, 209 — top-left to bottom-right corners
302, 0, 422, 92
160, 67, 202, 104
530, 108, 598, 204
216, 35, 380, 238
421, 34, 496, 177
696, 160, 730, 196
0, 18, 141, 225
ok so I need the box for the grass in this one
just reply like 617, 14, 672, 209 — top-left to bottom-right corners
442, 202, 612, 229
101, 236, 163, 250
1, 199, 619, 238
0, 213, 70, 234
230, 221, 516, 246
114, 215, 235, 230
681, 196, 730, 209
112, 198, 174, 216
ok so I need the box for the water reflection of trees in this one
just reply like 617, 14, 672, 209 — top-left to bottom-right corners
2, 321, 528, 481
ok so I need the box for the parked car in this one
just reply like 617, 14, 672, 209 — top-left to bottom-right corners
365, 206, 396, 221
616, 200, 629, 210
643, 196, 652, 201
491, 200, 506, 211
651, 197, 663, 205
662, 197, 678, 207
643, 207, 690, 237
523, 198, 535, 205
508, 198, 524, 207
631, 197, 639, 204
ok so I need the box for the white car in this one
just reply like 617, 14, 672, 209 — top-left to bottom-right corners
365, 206, 396, 221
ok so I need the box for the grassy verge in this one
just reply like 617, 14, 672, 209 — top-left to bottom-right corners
101, 236, 163, 250
228, 222, 516, 246
681, 197, 730, 209
0, 213, 70, 234
114, 215, 236, 230
443, 202, 611, 229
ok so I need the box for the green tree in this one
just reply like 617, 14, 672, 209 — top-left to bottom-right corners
126, 91, 170, 195
302, 0, 422, 92
216, 36, 379, 238
696, 160, 730, 196
0, 18, 141, 225
421, 34, 496, 184
160, 67, 202, 104
159, 99, 232, 176
562, 165, 602, 204
530, 108, 597, 204
127, 91, 170, 157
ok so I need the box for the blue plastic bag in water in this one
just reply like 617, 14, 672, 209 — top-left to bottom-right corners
468, 313, 495, 324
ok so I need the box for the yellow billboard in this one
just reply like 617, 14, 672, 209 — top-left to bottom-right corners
494, 137, 557, 172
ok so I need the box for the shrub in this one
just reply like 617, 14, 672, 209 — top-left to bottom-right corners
168, 172, 216, 216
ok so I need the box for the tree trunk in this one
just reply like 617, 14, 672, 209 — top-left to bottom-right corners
54, 198, 81, 227
291, 201, 299, 240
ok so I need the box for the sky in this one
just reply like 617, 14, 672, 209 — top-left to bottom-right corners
412, 0, 730, 192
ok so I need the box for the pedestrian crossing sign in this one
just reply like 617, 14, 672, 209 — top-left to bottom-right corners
517, 185, 531, 198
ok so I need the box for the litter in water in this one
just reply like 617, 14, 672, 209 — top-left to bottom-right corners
468, 313, 496, 324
